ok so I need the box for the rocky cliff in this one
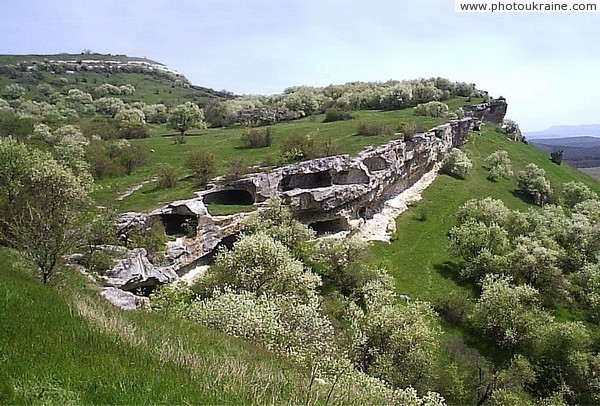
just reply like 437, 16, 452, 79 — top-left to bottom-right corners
106, 118, 473, 295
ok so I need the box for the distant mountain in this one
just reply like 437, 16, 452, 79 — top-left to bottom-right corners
526, 124, 600, 139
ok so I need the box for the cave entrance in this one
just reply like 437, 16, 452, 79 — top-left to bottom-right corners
309, 218, 349, 236
161, 214, 197, 236
203, 189, 255, 205
363, 156, 388, 172
279, 171, 332, 191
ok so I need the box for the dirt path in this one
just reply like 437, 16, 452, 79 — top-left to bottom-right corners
116, 177, 157, 201
354, 166, 439, 242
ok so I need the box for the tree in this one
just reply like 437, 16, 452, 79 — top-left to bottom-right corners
95, 97, 125, 117
0, 138, 90, 283
485, 150, 513, 181
517, 163, 552, 206
440, 148, 472, 179
168, 102, 205, 143
185, 149, 216, 186
470, 274, 551, 349
350, 275, 441, 389
198, 232, 321, 300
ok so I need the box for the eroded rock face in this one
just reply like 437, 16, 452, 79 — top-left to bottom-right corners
463, 98, 508, 124
103, 248, 178, 291
107, 118, 478, 291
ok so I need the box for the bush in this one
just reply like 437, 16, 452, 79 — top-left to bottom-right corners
517, 163, 552, 206
562, 181, 597, 208
485, 150, 512, 181
156, 164, 179, 189
440, 148, 472, 179
396, 122, 419, 141
241, 127, 273, 148
281, 134, 319, 161
185, 149, 216, 186
356, 122, 394, 137
118, 122, 149, 139
413, 101, 449, 117
323, 108, 354, 123
225, 157, 247, 182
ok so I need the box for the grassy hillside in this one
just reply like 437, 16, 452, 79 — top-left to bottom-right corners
0, 248, 325, 404
0, 53, 228, 106
367, 125, 600, 303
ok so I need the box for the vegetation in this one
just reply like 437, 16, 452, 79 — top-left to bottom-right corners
8, 53, 600, 404
367, 124, 600, 404
440, 148, 473, 179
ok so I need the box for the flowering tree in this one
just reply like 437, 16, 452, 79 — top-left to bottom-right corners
485, 150, 513, 181
168, 102, 205, 143
0, 138, 91, 283
517, 164, 552, 206
440, 148, 472, 179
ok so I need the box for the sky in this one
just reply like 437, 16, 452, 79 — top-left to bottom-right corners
1, 0, 599, 131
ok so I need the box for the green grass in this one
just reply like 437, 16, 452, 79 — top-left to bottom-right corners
0, 248, 333, 404
95, 97, 483, 212
367, 126, 600, 304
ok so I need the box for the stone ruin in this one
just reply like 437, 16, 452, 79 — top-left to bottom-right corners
101, 118, 474, 303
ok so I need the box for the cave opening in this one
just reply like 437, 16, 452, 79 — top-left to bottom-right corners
203, 189, 255, 205
309, 218, 349, 236
192, 233, 240, 268
161, 214, 197, 236
279, 171, 332, 191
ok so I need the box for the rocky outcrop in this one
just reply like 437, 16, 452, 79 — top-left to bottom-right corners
100, 287, 150, 310
107, 117, 477, 290
103, 248, 178, 291
463, 98, 508, 124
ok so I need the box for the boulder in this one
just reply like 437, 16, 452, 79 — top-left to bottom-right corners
104, 248, 178, 291
100, 287, 149, 310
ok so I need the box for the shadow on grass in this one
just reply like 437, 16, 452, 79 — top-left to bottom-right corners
510, 189, 535, 205
434, 261, 478, 293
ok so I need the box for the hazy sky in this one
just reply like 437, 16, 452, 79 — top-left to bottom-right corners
1, 0, 599, 131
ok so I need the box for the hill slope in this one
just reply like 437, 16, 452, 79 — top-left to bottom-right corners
0, 248, 330, 404
368, 125, 600, 302
0, 53, 230, 106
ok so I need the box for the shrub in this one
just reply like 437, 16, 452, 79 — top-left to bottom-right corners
413, 101, 449, 117
156, 164, 179, 189
241, 127, 273, 148
356, 122, 394, 137
226, 157, 248, 182
517, 163, 552, 206
485, 150, 512, 181
323, 107, 354, 123
396, 122, 419, 141
440, 148, 472, 179
281, 134, 319, 161
562, 181, 597, 208
185, 149, 216, 186
118, 122, 150, 139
